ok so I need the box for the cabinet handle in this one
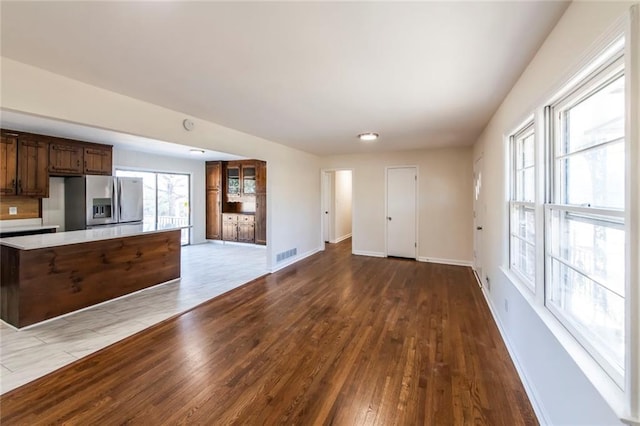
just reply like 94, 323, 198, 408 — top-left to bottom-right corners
17, 179, 22, 194
10, 179, 15, 191
77, 159, 80, 167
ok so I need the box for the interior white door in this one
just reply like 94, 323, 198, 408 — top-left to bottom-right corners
473, 156, 484, 285
322, 171, 333, 243
386, 167, 417, 259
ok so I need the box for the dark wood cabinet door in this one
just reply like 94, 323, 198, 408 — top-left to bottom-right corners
256, 160, 267, 194
222, 220, 238, 241
206, 161, 222, 190
49, 142, 83, 175
0, 133, 18, 195
17, 137, 49, 197
255, 193, 266, 245
84, 147, 112, 175
226, 165, 241, 198
206, 189, 221, 240
237, 221, 255, 243
241, 164, 256, 195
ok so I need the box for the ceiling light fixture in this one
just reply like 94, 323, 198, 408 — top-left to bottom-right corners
358, 132, 379, 141
190, 149, 205, 155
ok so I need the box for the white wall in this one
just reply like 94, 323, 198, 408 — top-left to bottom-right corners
1, 58, 322, 269
112, 148, 207, 244
322, 147, 473, 263
472, 1, 635, 424
42, 177, 65, 231
334, 170, 352, 242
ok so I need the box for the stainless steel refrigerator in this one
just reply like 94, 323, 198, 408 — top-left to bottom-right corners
65, 176, 144, 231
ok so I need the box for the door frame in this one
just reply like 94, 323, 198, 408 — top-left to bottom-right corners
384, 165, 419, 259
320, 168, 354, 250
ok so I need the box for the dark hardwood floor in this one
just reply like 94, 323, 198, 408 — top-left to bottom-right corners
0, 239, 537, 425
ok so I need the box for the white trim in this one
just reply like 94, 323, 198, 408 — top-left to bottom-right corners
417, 256, 473, 267
475, 276, 549, 426
625, 4, 640, 423
269, 247, 322, 273
352, 250, 385, 258
331, 233, 352, 244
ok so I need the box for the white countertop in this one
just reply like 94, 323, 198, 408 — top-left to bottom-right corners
0, 224, 59, 233
0, 223, 187, 250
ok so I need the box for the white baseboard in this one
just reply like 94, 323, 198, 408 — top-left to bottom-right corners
477, 282, 549, 426
352, 250, 385, 258
417, 256, 473, 267
270, 247, 322, 273
331, 233, 352, 244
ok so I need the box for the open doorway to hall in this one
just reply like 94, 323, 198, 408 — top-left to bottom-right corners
322, 169, 353, 244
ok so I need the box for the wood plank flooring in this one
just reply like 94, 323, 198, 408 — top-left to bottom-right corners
0, 239, 537, 425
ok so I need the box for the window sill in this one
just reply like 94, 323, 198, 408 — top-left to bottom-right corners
498, 266, 636, 425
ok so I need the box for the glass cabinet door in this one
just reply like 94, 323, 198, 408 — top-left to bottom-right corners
227, 167, 240, 195
243, 166, 256, 194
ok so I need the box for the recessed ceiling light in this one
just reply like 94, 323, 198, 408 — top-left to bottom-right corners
358, 132, 379, 141
190, 149, 205, 155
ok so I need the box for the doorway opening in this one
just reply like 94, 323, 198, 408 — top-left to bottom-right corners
321, 169, 353, 245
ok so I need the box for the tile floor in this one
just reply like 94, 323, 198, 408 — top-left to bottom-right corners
0, 242, 268, 394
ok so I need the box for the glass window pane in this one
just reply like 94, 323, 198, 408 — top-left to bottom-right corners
510, 237, 535, 284
549, 210, 624, 297
559, 140, 624, 209
562, 75, 624, 155
520, 133, 535, 168
157, 173, 190, 245
511, 205, 535, 242
515, 168, 534, 202
548, 258, 624, 371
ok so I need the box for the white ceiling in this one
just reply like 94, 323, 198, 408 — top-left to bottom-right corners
0, 110, 243, 162
0, 1, 569, 156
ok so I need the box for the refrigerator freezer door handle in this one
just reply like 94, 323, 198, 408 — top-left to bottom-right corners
115, 179, 121, 223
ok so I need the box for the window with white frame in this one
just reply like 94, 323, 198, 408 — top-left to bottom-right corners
546, 54, 625, 383
509, 122, 536, 288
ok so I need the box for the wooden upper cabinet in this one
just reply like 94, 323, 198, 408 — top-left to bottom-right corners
206, 161, 221, 190
241, 163, 256, 195
0, 132, 18, 196
17, 136, 49, 197
256, 160, 266, 194
84, 146, 112, 175
226, 164, 241, 198
49, 141, 84, 175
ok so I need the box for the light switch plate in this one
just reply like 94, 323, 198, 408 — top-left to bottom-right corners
9, 207, 18, 215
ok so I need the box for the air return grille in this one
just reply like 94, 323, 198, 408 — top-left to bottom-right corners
276, 248, 297, 263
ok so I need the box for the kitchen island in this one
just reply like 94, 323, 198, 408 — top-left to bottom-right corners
0, 224, 183, 328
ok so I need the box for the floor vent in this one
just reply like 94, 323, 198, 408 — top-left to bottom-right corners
276, 248, 297, 262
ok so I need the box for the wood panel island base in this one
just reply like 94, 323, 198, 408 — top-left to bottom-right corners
0, 227, 181, 328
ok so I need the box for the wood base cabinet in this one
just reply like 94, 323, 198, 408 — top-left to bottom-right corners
222, 214, 255, 243
0, 230, 181, 328
237, 215, 255, 243
222, 214, 238, 241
